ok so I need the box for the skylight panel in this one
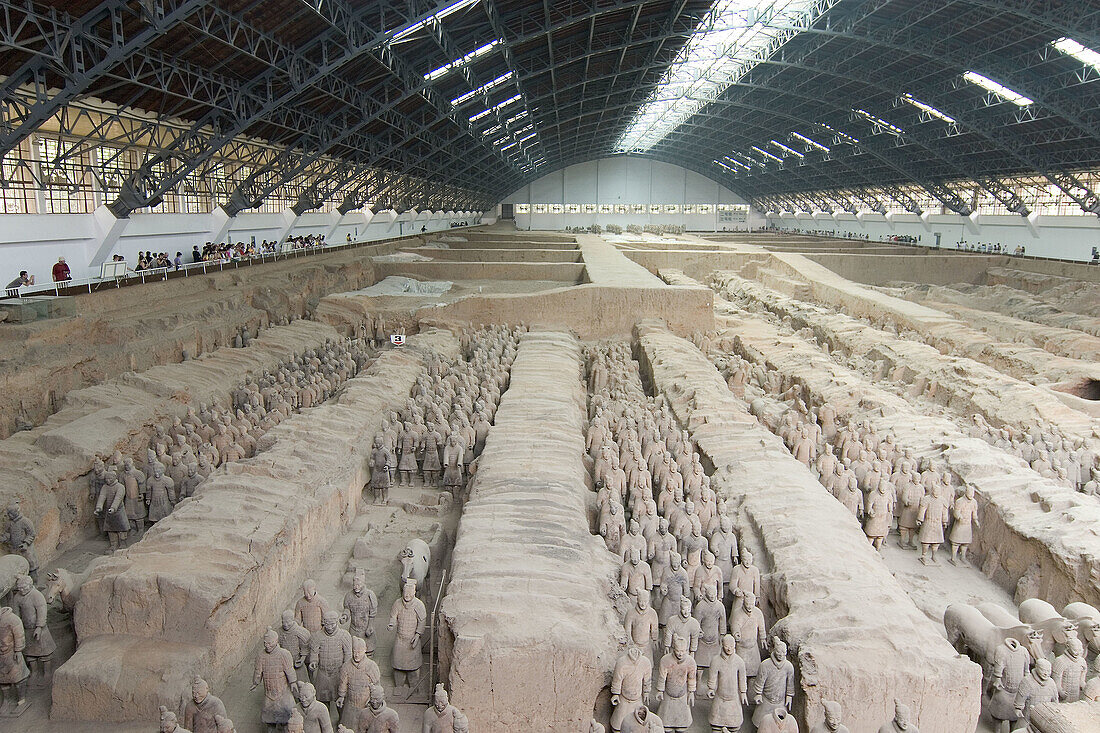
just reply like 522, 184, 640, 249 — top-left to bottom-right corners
467, 94, 522, 123
962, 71, 1033, 106
450, 71, 514, 107
791, 131, 830, 152
425, 40, 502, 81
392, 0, 481, 42
900, 93, 956, 123
1051, 37, 1100, 71
854, 109, 905, 135
770, 140, 803, 158
614, 0, 827, 153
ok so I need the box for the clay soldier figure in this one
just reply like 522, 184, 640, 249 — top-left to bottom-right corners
809, 700, 849, 733
296, 681, 335, 733
620, 704, 664, 733
342, 570, 379, 654
1051, 636, 1087, 702
656, 633, 697, 733
620, 547, 653, 601
751, 639, 794, 729
296, 579, 332, 634
0, 605, 29, 715
355, 683, 399, 733
895, 469, 923, 549
1014, 657, 1058, 726
877, 700, 919, 733
863, 478, 894, 551
336, 637, 380, 730
121, 458, 148, 538
623, 591, 659, 660
947, 484, 980, 565
309, 610, 354, 719
388, 579, 427, 693
160, 705, 191, 733
649, 519, 677, 588
94, 470, 130, 551
610, 646, 652, 732
183, 676, 228, 733
659, 552, 691, 627
706, 634, 747, 733
693, 584, 727, 669
1, 502, 39, 584
727, 550, 761, 604
396, 424, 419, 486
180, 463, 203, 499
369, 437, 394, 504
421, 683, 460, 733
756, 707, 798, 733
730, 592, 767, 680
279, 609, 312, 680
12, 575, 54, 688
915, 481, 949, 565
665, 596, 701, 657
709, 516, 738, 592
146, 463, 177, 523
252, 628, 297, 732
441, 433, 465, 497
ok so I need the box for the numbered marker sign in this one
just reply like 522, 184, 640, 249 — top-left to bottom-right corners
390, 334, 406, 346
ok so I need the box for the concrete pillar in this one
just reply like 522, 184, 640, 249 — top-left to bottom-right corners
966, 211, 981, 234
322, 210, 344, 241
275, 209, 300, 248
1025, 211, 1041, 238
88, 205, 131, 269
208, 206, 234, 246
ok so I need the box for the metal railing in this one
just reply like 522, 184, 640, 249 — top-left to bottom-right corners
2, 220, 485, 301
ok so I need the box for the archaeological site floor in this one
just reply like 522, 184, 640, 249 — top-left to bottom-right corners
2, 224, 1099, 732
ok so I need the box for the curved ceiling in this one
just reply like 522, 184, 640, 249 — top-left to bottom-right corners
2, 0, 1099, 216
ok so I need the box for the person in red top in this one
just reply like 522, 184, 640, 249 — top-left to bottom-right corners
51, 257, 71, 282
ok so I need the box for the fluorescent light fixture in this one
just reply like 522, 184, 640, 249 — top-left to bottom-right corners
467, 93, 522, 123
721, 155, 751, 170
424, 39, 501, 81
770, 140, 803, 158
751, 145, 783, 163
901, 93, 956, 123
1051, 37, 1100, 71
729, 150, 763, 167
614, 0, 827, 153
962, 71, 1033, 106
817, 122, 859, 144
791, 131, 830, 152
714, 159, 738, 173
517, 132, 536, 143
392, 0, 480, 42
450, 71, 514, 106
504, 111, 528, 125
854, 109, 905, 135
499, 141, 519, 151
469, 108, 492, 122
481, 125, 502, 135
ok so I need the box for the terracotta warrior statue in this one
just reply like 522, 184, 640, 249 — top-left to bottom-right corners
706, 634, 747, 733
296, 681, 335, 733
159, 705, 191, 733
656, 633, 697, 733
295, 579, 332, 634
309, 610, 354, 717
877, 700, 919, 733
610, 645, 651, 732
369, 436, 395, 504
336, 637, 380, 730
0, 605, 29, 715
421, 683, 460, 733
12, 574, 54, 688
809, 700, 850, 733
727, 550, 761, 603
183, 676, 228, 733
947, 484, 979, 566
915, 481, 949, 565
619, 703, 663, 733
1, 502, 39, 583
355, 683, 399, 733
751, 639, 794, 729
342, 570, 379, 654
729, 592, 767, 682
1051, 636, 1087, 703
988, 637, 1029, 733
278, 609, 311, 680
252, 627, 297, 732
693, 584, 727, 669
388, 579, 427, 691
1013, 658, 1058, 727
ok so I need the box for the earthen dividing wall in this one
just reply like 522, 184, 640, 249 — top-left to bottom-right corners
711, 272, 1098, 451
0, 320, 340, 566
51, 329, 459, 722
438, 330, 622, 731
634, 320, 981, 732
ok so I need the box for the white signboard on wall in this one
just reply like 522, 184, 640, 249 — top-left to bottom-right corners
718, 205, 748, 223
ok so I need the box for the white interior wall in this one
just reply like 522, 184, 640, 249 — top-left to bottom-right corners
502, 156, 765, 231
0, 208, 486, 282
767, 212, 1100, 262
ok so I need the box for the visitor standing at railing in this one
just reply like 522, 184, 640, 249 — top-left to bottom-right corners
51, 258, 71, 282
